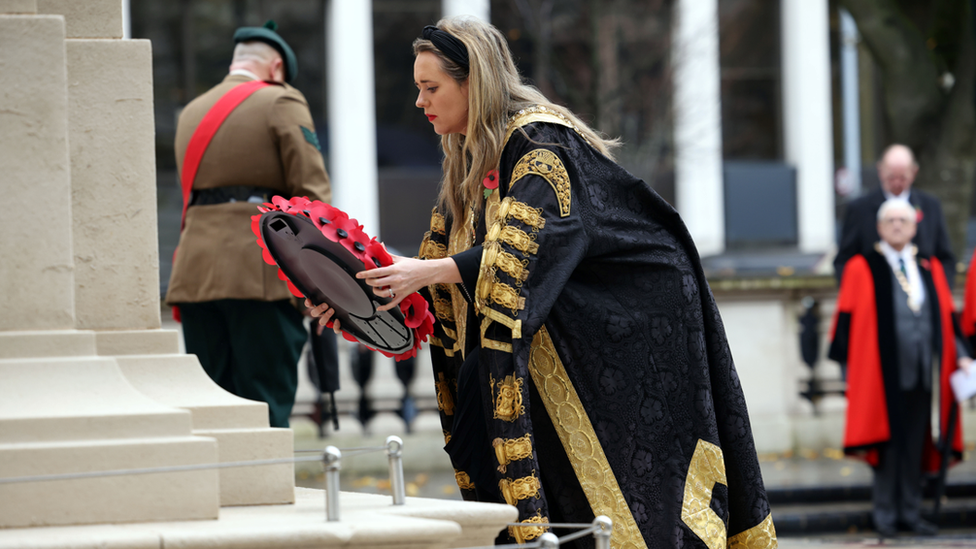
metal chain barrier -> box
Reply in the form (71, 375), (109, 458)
(465, 516), (613, 549)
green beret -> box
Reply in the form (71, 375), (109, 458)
(233, 20), (298, 83)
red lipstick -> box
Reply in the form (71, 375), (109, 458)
(426, 114), (437, 122)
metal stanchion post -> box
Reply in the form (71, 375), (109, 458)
(386, 435), (406, 505)
(592, 516), (612, 549)
(324, 446), (342, 521)
(538, 532), (560, 548)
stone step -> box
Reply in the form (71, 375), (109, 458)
(771, 496), (976, 535)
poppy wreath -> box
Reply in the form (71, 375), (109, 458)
(251, 195), (434, 361)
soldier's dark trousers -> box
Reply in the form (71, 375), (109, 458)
(180, 298), (306, 428)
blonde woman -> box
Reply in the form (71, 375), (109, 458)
(310, 18), (775, 549)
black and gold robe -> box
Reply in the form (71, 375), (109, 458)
(419, 107), (776, 549)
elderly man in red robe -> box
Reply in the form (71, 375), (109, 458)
(829, 198), (968, 538)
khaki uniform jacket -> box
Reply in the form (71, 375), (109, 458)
(166, 74), (331, 304)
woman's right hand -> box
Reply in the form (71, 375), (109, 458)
(305, 299), (341, 335)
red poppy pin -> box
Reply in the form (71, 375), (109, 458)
(483, 169), (499, 199)
(916, 207), (924, 223)
(920, 258), (931, 271)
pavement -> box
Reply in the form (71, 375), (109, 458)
(290, 410), (976, 547)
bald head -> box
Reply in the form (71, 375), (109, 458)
(877, 144), (919, 196)
(230, 41), (285, 83)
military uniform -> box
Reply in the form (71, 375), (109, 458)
(166, 72), (331, 427)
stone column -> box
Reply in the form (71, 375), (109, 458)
(443, 0), (490, 21)
(781, 0), (835, 253)
(672, 0), (725, 257)
(327, 0), (380, 237)
(0, 6), (219, 528)
(30, 0), (296, 507)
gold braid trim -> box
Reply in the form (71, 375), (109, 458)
(428, 336), (455, 357)
(680, 439), (728, 549)
(419, 238), (447, 260)
(433, 297), (454, 322)
(529, 326), (648, 549)
(480, 316), (513, 353)
(490, 373), (525, 422)
(493, 434), (533, 473)
(494, 250), (529, 283)
(498, 473), (541, 506)
(490, 282), (526, 313)
(435, 372), (455, 416)
(430, 212), (446, 235)
(483, 307), (522, 339)
(498, 196), (546, 231)
(510, 149), (572, 218)
(728, 514), (777, 549)
(498, 225), (539, 255)
(503, 106), (586, 148)
(509, 511), (550, 544)
(442, 430), (452, 445)
(454, 470), (475, 491)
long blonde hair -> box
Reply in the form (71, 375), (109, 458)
(413, 17), (617, 227)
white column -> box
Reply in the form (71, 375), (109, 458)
(839, 8), (861, 196)
(672, 0), (725, 256)
(442, 0), (489, 21)
(781, 0), (835, 253)
(327, 0), (380, 237)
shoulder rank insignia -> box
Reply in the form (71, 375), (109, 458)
(301, 126), (321, 151)
(510, 149), (571, 217)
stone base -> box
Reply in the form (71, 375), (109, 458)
(114, 354), (296, 506)
(0, 330), (95, 359)
(0, 355), (220, 527)
(0, 488), (517, 548)
(95, 329), (180, 356)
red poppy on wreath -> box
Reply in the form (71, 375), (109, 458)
(483, 169), (499, 199)
(916, 206), (924, 223)
(251, 196), (434, 361)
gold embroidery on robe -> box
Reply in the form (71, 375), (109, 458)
(727, 513), (777, 549)
(454, 470), (475, 491)
(430, 211), (446, 234)
(498, 473), (541, 505)
(490, 282), (526, 313)
(510, 149), (572, 218)
(483, 307), (522, 339)
(503, 107), (586, 149)
(509, 511), (550, 543)
(433, 297), (454, 322)
(500, 225), (540, 255)
(490, 373), (525, 422)
(419, 238), (447, 260)
(680, 439), (728, 549)
(494, 250), (530, 283)
(480, 316), (514, 353)
(435, 372), (455, 416)
(528, 326), (648, 549)
(506, 200), (546, 230)
(493, 434), (533, 473)
(442, 430), (452, 445)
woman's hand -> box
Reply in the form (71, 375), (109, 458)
(357, 255), (461, 311)
(305, 298), (341, 334)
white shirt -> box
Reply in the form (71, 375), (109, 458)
(883, 189), (911, 203)
(878, 240), (925, 311)
(229, 69), (261, 81)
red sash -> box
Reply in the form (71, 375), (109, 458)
(179, 79), (272, 228)
(172, 79), (271, 322)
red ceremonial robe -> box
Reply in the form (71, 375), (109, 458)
(828, 250), (963, 471)
(961, 248), (976, 341)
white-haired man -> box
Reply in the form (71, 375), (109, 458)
(834, 144), (955, 284)
(829, 199), (969, 538)
(166, 21), (331, 428)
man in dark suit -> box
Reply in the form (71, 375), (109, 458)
(834, 144), (955, 283)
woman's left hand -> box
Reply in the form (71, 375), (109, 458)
(357, 255), (461, 311)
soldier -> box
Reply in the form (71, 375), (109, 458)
(166, 21), (331, 428)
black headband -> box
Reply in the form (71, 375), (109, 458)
(422, 25), (469, 69)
